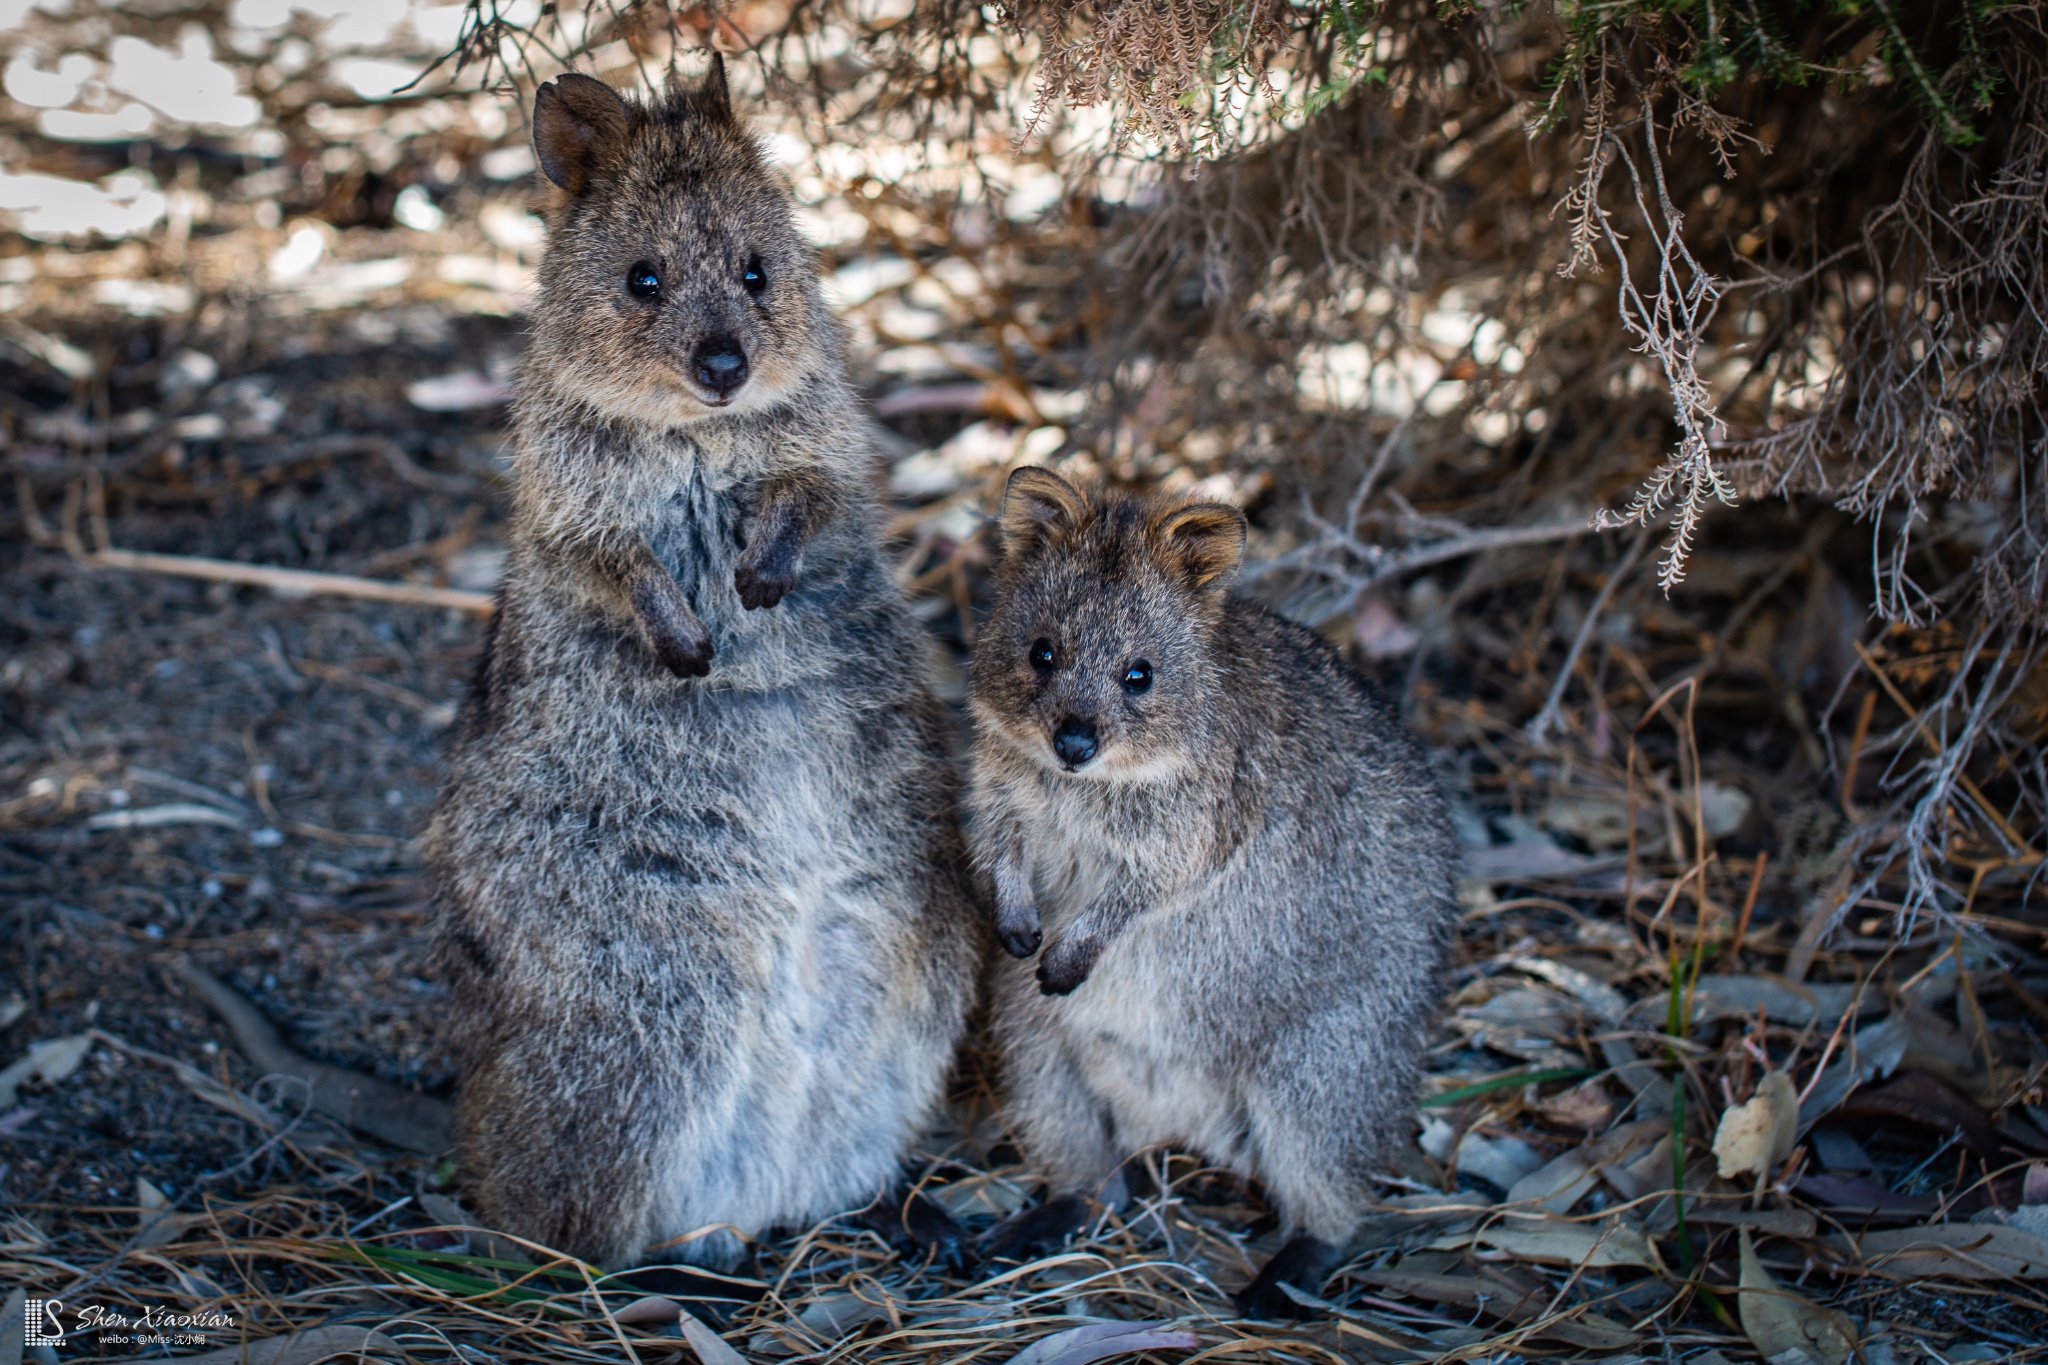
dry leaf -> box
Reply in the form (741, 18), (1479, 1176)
(1602, 1134), (1673, 1202)
(1831, 1074), (2010, 1159)
(1738, 1229), (1855, 1365)
(1508, 955), (1627, 1023)
(1795, 1174), (1937, 1222)
(1007, 1321), (1200, 1365)
(1510, 1118), (1664, 1213)
(0, 1033), (92, 1110)
(1690, 974), (1869, 1028)
(679, 1310), (749, 1365)
(1508, 1148), (1598, 1213)
(101, 1324), (405, 1364)
(132, 1174), (201, 1250)
(1850, 1222), (2048, 1279)
(1476, 1213), (1658, 1269)
(1354, 1267), (1640, 1349)
(1689, 1206), (1818, 1238)
(795, 1291), (895, 1339)
(610, 1296), (682, 1327)
(1534, 1077), (1617, 1132)
(931, 1172), (1028, 1218)
(1715, 1071), (1799, 1180)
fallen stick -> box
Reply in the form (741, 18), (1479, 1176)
(84, 547), (493, 614)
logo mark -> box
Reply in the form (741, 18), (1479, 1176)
(25, 1298), (64, 1345)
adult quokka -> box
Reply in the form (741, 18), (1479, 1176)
(426, 63), (980, 1270)
(967, 468), (1457, 1317)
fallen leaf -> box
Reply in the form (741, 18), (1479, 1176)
(796, 1290), (895, 1339)
(1715, 1071), (1800, 1179)
(131, 1174), (203, 1249)
(1852, 998), (1984, 1099)
(1849, 1221), (2048, 1279)
(1533, 1077), (1617, 1132)
(1738, 1228), (1854, 1365)
(679, 1309), (750, 1365)
(2008, 1206), (2048, 1239)
(1507, 956), (1628, 1024)
(1006, 1321), (1201, 1365)
(612, 1295), (681, 1326)
(1451, 1130), (1548, 1191)
(1690, 975), (1870, 1028)
(2027, 1164), (2048, 1205)
(1688, 1206), (1818, 1238)
(1794, 1174), (1937, 1222)
(1807, 1125), (1874, 1172)
(1508, 1148), (1597, 1213)
(100, 1324), (405, 1364)
(1, 1287), (23, 1361)
(931, 1172), (1028, 1219)
(1601, 1134), (1674, 1203)
(0, 1033), (93, 1110)
(1354, 1267), (1640, 1349)
(1831, 1074), (2010, 1159)
(1509, 1118), (1664, 1213)
(1476, 1213), (1658, 1269)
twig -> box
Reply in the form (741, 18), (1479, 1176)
(82, 548), (495, 614)
(1840, 689), (1879, 819)
(1852, 638), (2037, 857)
(1525, 524), (1650, 744)
(1725, 851), (1768, 965)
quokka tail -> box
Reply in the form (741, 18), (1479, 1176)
(173, 956), (452, 1156)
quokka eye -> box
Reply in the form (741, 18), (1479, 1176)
(1029, 638), (1055, 672)
(1123, 660), (1153, 694)
(742, 254), (767, 294)
(626, 261), (662, 298)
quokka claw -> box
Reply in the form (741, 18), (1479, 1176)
(734, 557), (796, 610)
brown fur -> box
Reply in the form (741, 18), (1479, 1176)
(426, 65), (981, 1270)
(968, 468), (1457, 1306)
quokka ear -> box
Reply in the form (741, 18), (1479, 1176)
(1151, 501), (1248, 590)
(532, 73), (634, 195)
(700, 52), (733, 121)
(999, 466), (1088, 555)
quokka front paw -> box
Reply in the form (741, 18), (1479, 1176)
(648, 617), (714, 678)
(632, 576), (714, 677)
(999, 921), (1043, 959)
(1035, 935), (1101, 996)
(734, 548), (798, 610)
(994, 894), (1042, 960)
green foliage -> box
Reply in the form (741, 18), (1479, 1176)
(1278, 0), (2009, 147)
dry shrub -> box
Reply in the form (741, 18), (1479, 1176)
(418, 0), (2041, 920)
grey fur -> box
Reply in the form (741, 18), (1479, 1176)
(426, 66), (980, 1270)
(968, 468), (1457, 1252)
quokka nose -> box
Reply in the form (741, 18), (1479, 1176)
(1052, 717), (1098, 770)
(692, 337), (749, 399)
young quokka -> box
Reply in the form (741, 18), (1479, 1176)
(425, 63), (980, 1270)
(968, 468), (1458, 1318)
